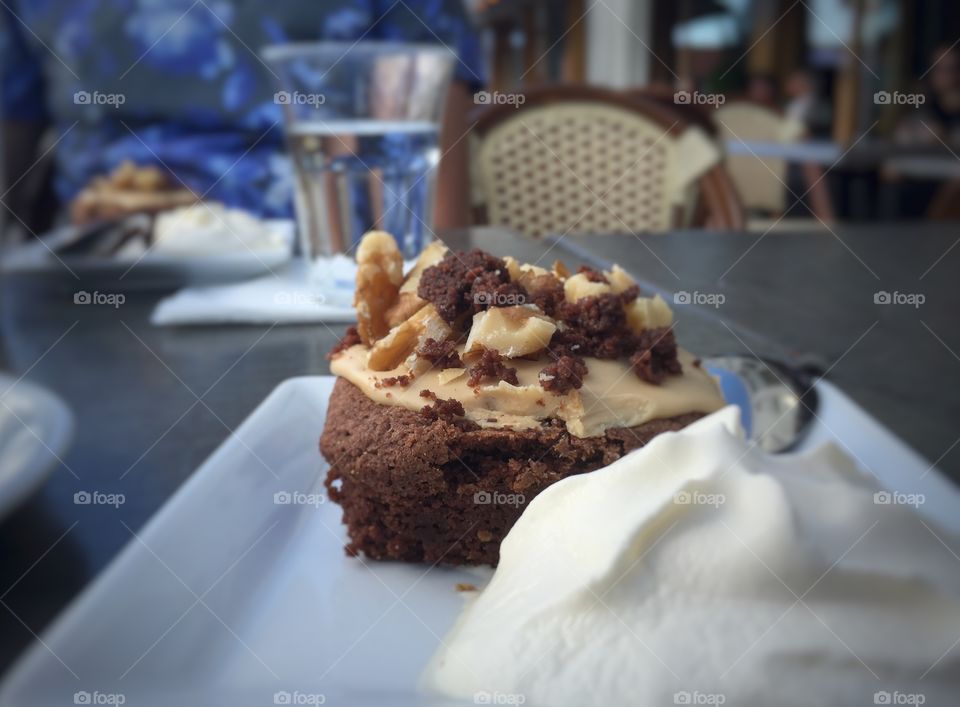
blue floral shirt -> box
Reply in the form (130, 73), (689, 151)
(0, 0), (484, 217)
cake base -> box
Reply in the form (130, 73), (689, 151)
(320, 378), (702, 566)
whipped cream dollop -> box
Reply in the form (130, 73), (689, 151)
(151, 203), (286, 255)
(422, 408), (960, 706)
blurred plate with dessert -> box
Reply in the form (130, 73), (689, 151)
(1, 161), (293, 289)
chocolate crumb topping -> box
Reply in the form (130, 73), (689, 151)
(550, 291), (682, 385)
(328, 326), (362, 359)
(420, 397), (466, 419)
(417, 337), (464, 369)
(417, 249), (516, 324)
(556, 293), (636, 359)
(539, 354), (589, 394)
(420, 395), (479, 430)
(630, 327), (683, 384)
(524, 273), (565, 317)
(546, 328), (585, 359)
(467, 349), (519, 387)
(577, 265), (609, 283)
(379, 374), (413, 388)
(618, 283), (641, 304)
(484, 280), (529, 309)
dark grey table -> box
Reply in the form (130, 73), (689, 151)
(0, 225), (957, 680)
(558, 224), (960, 482)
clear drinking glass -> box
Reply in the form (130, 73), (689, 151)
(262, 42), (456, 261)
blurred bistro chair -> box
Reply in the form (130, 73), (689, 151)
(714, 99), (833, 228)
(714, 100), (804, 217)
(468, 85), (744, 238)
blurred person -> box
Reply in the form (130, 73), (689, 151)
(0, 1), (483, 237)
(783, 67), (835, 223)
(746, 73), (779, 110)
(926, 43), (960, 142)
(782, 68), (834, 137)
(896, 43), (960, 145)
(784, 69), (816, 126)
(891, 43), (960, 218)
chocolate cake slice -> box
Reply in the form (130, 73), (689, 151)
(320, 231), (725, 566)
(321, 378), (703, 565)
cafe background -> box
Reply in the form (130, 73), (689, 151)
(1, 0), (959, 687)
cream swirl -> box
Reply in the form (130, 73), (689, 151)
(422, 408), (960, 706)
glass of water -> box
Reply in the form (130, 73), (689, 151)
(262, 42), (455, 261)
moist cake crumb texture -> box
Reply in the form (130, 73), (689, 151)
(321, 378), (703, 565)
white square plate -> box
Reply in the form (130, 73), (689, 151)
(3, 376), (958, 707)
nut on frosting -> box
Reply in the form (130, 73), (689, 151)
(464, 306), (556, 358)
(354, 230), (404, 344)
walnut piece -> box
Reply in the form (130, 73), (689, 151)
(385, 240), (448, 327)
(367, 304), (452, 371)
(464, 306), (556, 358)
(354, 231), (404, 345)
(563, 272), (613, 302)
(625, 295), (674, 332)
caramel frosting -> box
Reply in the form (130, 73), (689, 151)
(334, 232), (725, 438)
(330, 344), (724, 438)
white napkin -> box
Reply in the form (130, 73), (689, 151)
(151, 256), (357, 326)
